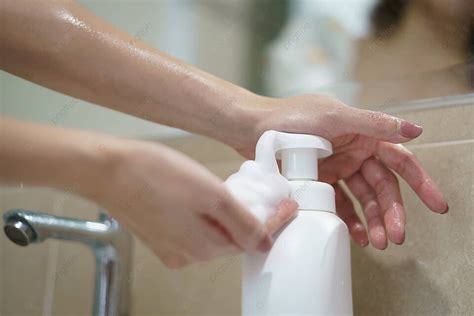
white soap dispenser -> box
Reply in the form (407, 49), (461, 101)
(242, 131), (353, 316)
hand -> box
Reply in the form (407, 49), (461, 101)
(234, 94), (448, 250)
(96, 139), (298, 268)
(0, 117), (297, 269)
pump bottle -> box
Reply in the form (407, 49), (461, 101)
(241, 131), (353, 316)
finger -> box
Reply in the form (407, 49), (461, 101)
(318, 151), (363, 184)
(157, 245), (191, 269)
(334, 184), (369, 247)
(207, 192), (273, 254)
(265, 199), (298, 235)
(201, 214), (234, 247)
(345, 172), (388, 250)
(187, 222), (239, 262)
(345, 107), (423, 143)
(176, 216), (239, 262)
(319, 152), (355, 184)
(361, 158), (406, 245)
(201, 217), (241, 257)
(376, 142), (448, 213)
(161, 255), (188, 269)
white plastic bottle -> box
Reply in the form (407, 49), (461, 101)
(241, 131), (353, 316)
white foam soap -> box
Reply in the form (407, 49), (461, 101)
(224, 131), (291, 223)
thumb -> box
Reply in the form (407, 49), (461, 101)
(342, 107), (423, 143)
(265, 199), (299, 235)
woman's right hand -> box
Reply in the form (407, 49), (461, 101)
(96, 139), (298, 269)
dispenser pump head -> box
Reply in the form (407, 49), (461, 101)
(275, 133), (332, 181)
(254, 131), (335, 212)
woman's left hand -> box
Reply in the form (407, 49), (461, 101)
(232, 94), (448, 250)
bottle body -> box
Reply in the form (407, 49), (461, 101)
(242, 211), (353, 316)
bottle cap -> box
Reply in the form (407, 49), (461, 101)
(255, 131), (332, 181)
(255, 131), (335, 212)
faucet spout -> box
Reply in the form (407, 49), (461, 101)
(3, 209), (132, 316)
(4, 210), (112, 245)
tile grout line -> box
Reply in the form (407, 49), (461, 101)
(42, 194), (66, 316)
(384, 93), (474, 114)
(43, 239), (59, 316)
(407, 139), (474, 150)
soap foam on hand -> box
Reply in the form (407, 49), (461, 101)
(224, 132), (291, 223)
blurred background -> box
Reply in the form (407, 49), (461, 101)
(1, 0), (473, 315)
(2, 0), (472, 139)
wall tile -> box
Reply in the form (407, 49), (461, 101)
(0, 188), (100, 315)
(161, 136), (242, 165)
(131, 238), (241, 316)
(1, 188), (59, 315)
(394, 103), (473, 145)
(352, 142), (474, 316)
(50, 195), (98, 316)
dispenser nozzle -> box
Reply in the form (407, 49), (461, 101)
(253, 130), (335, 212)
(272, 132), (332, 181)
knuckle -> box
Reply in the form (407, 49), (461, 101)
(210, 231), (232, 247)
(161, 254), (188, 270)
(361, 157), (377, 174)
(366, 111), (398, 134)
(374, 178), (391, 199)
(363, 159), (396, 194)
(236, 225), (264, 250)
(207, 191), (234, 215)
(363, 200), (380, 218)
(360, 193), (377, 208)
(249, 226), (267, 247)
(191, 247), (214, 262)
(394, 151), (415, 175)
(324, 106), (342, 124)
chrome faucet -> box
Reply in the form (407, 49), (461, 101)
(3, 209), (132, 316)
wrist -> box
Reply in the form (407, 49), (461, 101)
(212, 90), (267, 149)
(222, 93), (278, 156)
(71, 135), (126, 204)
(34, 127), (125, 205)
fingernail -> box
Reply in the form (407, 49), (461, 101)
(441, 204), (449, 214)
(399, 120), (423, 138)
(394, 234), (405, 245)
(257, 235), (273, 252)
(378, 244), (388, 251)
(352, 223), (369, 247)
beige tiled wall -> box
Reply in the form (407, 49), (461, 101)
(349, 101), (474, 316)
(352, 141), (474, 315)
(1, 101), (473, 315)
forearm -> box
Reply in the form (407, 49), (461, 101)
(0, 116), (115, 200)
(0, 0), (259, 148)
